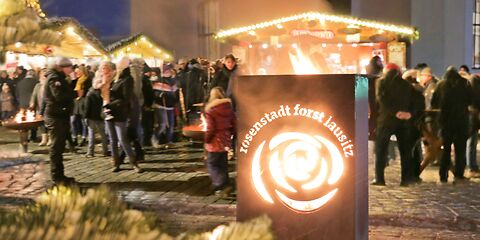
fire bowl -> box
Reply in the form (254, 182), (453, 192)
(2, 119), (44, 131)
(182, 125), (205, 141)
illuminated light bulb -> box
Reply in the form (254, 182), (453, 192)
(276, 24), (283, 29)
(337, 43), (343, 48)
(156, 49), (161, 53)
(127, 47), (131, 51)
(248, 44), (253, 49)
(352, 43), (358, 48)
(248, 30), (256, 36)
(164, 54), (170, 58)
(322, 43), (327, 48)
(67, 27), (74, 33)
(276, 43), (283, 48)
(262, 43), (268, 49)
(141, 37), (147, 42)
(291, 43), (298, 49)
(149, 44), (153, 48)
(134, 42), (138, 46)
(15, 42), (22, 48)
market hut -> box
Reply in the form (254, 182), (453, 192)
(107, 34), (173, 67)
(215, 11), (419, 75)
(4, 17), (108, 69)
(44, 17), (107, 60)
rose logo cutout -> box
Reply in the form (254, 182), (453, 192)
(252, 132), (344, 213)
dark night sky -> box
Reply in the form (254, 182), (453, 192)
(41, 0), (131, 43)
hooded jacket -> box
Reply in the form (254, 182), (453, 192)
(44, 69), (74, 119)
(431, 68), (473, 137)
(375, 69), (416, 129)
(204, 98), (236, 152)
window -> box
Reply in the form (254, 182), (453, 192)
(474, 0), (480, 68)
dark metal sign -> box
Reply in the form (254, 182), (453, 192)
(235, 74), (368, 240)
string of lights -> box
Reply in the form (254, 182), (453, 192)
(216, 11), (419, 40)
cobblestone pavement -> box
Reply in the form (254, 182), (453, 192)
(0, 128), (479, 239)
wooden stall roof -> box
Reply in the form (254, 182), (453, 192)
(43, 17), (108, 58)
(107, 33), (173, 61)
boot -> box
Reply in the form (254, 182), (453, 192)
(46, 133), (52, 146)
(38, 134), (48, 146)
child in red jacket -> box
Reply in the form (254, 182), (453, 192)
(204, 87), (236, 194)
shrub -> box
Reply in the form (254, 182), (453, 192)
(0, 186), (274, 240)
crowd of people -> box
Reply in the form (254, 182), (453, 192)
(2, 52), (480, 190)
(369, 56), (480, 186)
(0, 54), (238, 193)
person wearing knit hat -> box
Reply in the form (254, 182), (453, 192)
(44, 56), (76, 185)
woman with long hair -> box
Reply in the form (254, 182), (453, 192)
(104, 57), (142, 173)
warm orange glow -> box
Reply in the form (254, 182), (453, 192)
(275, 188), (338, 212)
(288, 47), (321, 75)
(252, 141), (274, 204)
(315, 136), (344, 185)
(200, 114), (207, 132)
(14, 110), (36, 123)
(302, 158), (327, 190)
(252, 132), (345, 213)
(270, 152), (297, 193)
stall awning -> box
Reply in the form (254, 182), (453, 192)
(43, 17), (108, 58)
(215, 11), (419, 44)
(107, 34), (172, 61)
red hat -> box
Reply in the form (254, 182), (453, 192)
(385, 63), (400, 72)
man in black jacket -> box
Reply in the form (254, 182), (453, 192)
(44, 57), (75, 185)
(432, 67), (473, 183)
(373, 64), (416, 186)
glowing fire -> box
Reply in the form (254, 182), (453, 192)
(200, 114), (207, 132)
(252, 132), (344, 213)
(14, 109), (36, 123)
(288, 47), (321, 75)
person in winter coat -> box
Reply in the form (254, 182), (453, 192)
(104, 58), (142, 173)
(152, 63), (178, 148)
(83, 63), (111, 158)
(30, 68), (49, 146)
(0, 70), (14, 95)
(16, 69), (38, 110)
(211, 54), (237, 95)
(0, 83), (15, 120)
(373, 64), (416, 186)
(204, 87), (236, 195)
(70, 66), (91, 146)
(431, 66), (473, 183)
(16, 69), (39, 141)
(141, 63), (154, 147)
(367, 56), (383, 141)
(184, 59), (208, 124)
(44, 57), (76, 185)
(402, 69), (426, 182)
(117, 58), (146, 162)
(467, 74), (480, 176)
